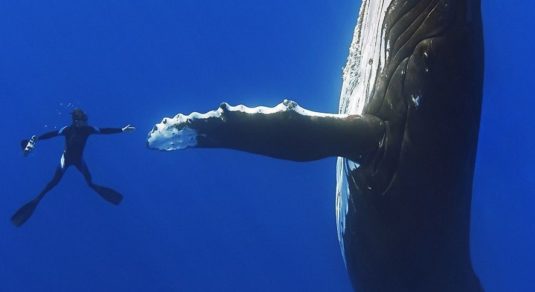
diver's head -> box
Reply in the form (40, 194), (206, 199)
(71, 108), (88, 126)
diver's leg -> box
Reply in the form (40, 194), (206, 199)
(37, 166), (65, 200)
(11, 163), (66, 227)
(76, 160), (123, 205)
(76, 160), (95, 188)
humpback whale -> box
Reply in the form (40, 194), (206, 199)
(147, 0), (484, 291)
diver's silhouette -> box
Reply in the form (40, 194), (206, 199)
(12, 108), (135, 227)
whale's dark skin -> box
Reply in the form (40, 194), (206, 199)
(339, 0), (484, 291)
(148, 0), (484, 290)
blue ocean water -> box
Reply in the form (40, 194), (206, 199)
(0, 1), (532, 291)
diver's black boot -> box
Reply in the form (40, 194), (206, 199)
(92, 185), (123, 205)
(11, 199), (40, 227)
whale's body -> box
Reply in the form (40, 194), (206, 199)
(335, 0), (483, 290)
(147, 0), (484, 290)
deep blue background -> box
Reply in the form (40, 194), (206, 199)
(0, 1), (533, 291)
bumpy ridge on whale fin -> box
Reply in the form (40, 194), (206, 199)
(147, 99), (385, 163)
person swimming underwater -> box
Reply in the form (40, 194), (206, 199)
(11, 108), (136, 227)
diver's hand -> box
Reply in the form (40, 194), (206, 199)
(22, 135), (38, 157)
(122, 124), (136, 133)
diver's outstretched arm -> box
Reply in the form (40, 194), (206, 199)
(96, 125), (136, 135)
(147, 100), (384, 162)
(37, 130), (62, 140)
(21, 128), (67, 156)
(21, 130), (61, 148)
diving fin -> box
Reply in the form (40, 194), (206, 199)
(93, 185), (123, 205)
(11, 199), (39, 227)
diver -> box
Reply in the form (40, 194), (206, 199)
(11, 108), (136, 227)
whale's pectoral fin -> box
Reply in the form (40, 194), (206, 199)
(147, 100), (385, 163)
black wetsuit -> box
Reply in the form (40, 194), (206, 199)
(41, 125), (122, 166)
(11, 124), (124, 227)
(37, 125), (123, 197)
